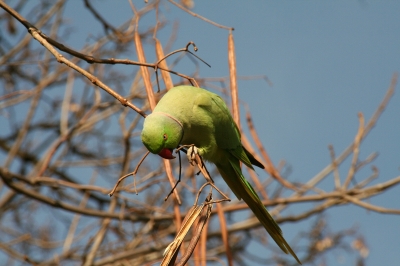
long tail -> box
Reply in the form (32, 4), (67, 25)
(215, 159), (302, 264)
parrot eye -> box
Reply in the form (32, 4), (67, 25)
(163, 133), (168, 140)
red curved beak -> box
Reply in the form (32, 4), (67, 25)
(158, 148), (175, 159)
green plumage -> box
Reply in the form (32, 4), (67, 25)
(141, 85), (301, 264)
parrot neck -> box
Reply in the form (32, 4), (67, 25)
(153, 111), (183, 131)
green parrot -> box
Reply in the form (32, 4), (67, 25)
(141, 85), (301, 264)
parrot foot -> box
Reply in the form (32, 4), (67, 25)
(187, 145), (199, 166)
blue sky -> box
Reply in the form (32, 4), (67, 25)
(10, 1), (399, 265)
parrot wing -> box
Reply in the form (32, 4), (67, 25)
(209, 94), (263, 169)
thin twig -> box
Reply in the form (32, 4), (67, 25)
(168, 0), (234, 31)
(109, 151), (150, 196)
(216, 202), (233, 266)
(343, 112), (364, 189)
(328, 144), (341, 189)
(244, 110), (298, 190)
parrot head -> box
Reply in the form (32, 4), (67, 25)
(141, 113), (183, 159)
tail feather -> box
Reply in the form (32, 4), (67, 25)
(215, 157), (301, 264)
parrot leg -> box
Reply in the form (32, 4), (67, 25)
(186, 145), (214, 184)
(186, 145), (199, 166)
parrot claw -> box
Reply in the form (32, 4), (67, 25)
(187, 145), (198, 165)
